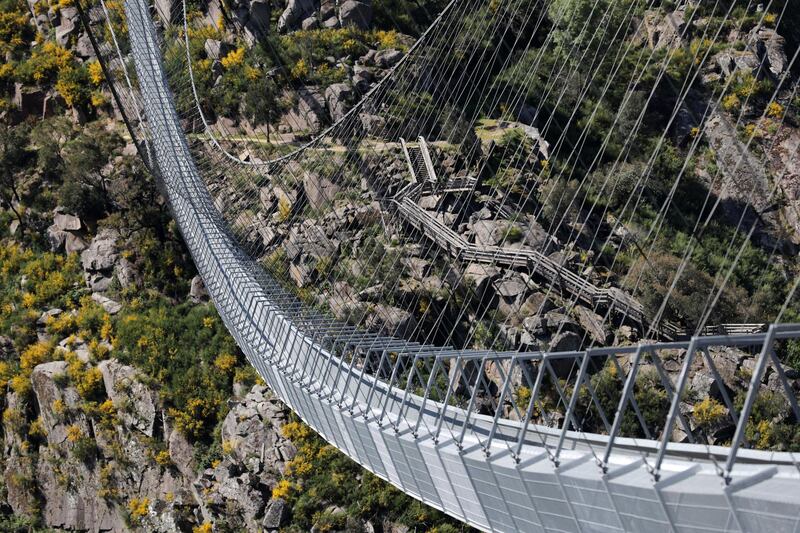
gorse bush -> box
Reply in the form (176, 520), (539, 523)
(114, 300), (245, 442)
(276, 414), (474, 531)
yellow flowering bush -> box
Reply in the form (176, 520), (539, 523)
(220, 47), (245, 69)
(55, 67), (90, 107)
(100, 314), (113, 340)
(282, 420), (313, 441)
(10, 374), (32, 397)
(221, 439), (236, 455)
(693, 397), (727, 428)
(22, 41), (74, 82)
(88, 61), (104, 85)
(28, 417), (47, 439)
(128, 497), (150, 521)
(244, 65), (260, 81)
(21, 292), (35, 308)
(20, 341), (53, 371)
(290, 58), (309, 80)
(154, 450), (172, 466)
(722, 93), (741, 112)
(169, 397), (216, 439)
(76, 366), (104, 400)
(99, 398), (116, 417)
(271, 479), (293, 499)
(213, 353), (237, 373)
(66, 424), (83, 442)
(52, 398), (66, 416)
(0, 8), (31, 53)
(374, 29), (401, 50)
(766, 101), (784, 118)
(193, 523), (213, 533)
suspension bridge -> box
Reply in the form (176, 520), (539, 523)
(76, 0), (800, 530)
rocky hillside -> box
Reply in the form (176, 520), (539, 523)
(0, 156), (473, 531)
(0, 1), (475, 530)
(1, 0), (800, 530)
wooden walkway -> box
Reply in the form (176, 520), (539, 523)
(393, 138), (731, 340)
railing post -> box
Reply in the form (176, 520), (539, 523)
(554, 351), (592, 466)
(723, 325), (777, 482)
(457, 356), (487, 451)
(512, 355), (546, 460)
(653, 337), (698, 479)
(600, 344), (644, 472)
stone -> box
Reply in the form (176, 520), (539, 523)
(320, 11), (339, 29)
(703, 112), (777, 245)
(37, 308), (63, 328)
(518, 292), (554, 317)
(672, 103), (700, 144)
(493, 275), (526, 299)
(53, 211), (82, 231)
(521, 221), (556, 252)
(0, 335), (16, 360)
(494, 274), (527, 316)
(280, 86), (326, 133)
(91, 293), (122, 314)
(204, 39), (234, 59)
(373, 48), (402, 69)
(85, 272), (112, 293)
(301, 15), (319, 30)
(544, 311), (579, 334)
(365, 304), (416, 337)
(523, 315), (547, 335)
(289, 260), (313, 287)
(31, 361), (86, 446)
(246, 0), (271, 42)
(55, 16), (78, 46)
(263, 498), (289, 529)
(98, 359), (159, 437)
(471, 219), (506, 246)
(81, 230), (118, 272)
(13, 83), (46, 118)
(221, 387), (294, 473)
(64, 232), (88, 254)
(277, 0), (316, 32)
(168, 428), (197, 480)
(748, 27), (787, 77)
(338, 0), (372, 29)
(189, 275), (209, 302)
(641, 8), (685, 50)
(549, 331), (581, 352)
(732, 50), (761, 76)
(359, 112), (385, 135)
(713, 51), (736, 78)
(75, 32), (94, 58)
(462, 263), (499, 297)
(402, 257), (430, 280)
(573, 306), (609, 344)
(46, 225), (67, 252)
(324, 82), (353, 121)
(214, 473), (268, 530)
(154, 0), (179, 25)
(303, 170), (341, 211)
(115, 258), (140, 289)
(353, 65), (375, 90)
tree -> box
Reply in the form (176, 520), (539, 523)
(0, 124), (32, 230)
(244, 76), (282, 142)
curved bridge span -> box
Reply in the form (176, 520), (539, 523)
(79, 0), (800, 530)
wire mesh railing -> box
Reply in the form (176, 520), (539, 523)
(80, 0), (800, 522)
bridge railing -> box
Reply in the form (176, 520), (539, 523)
(89, 0), (800, 493)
